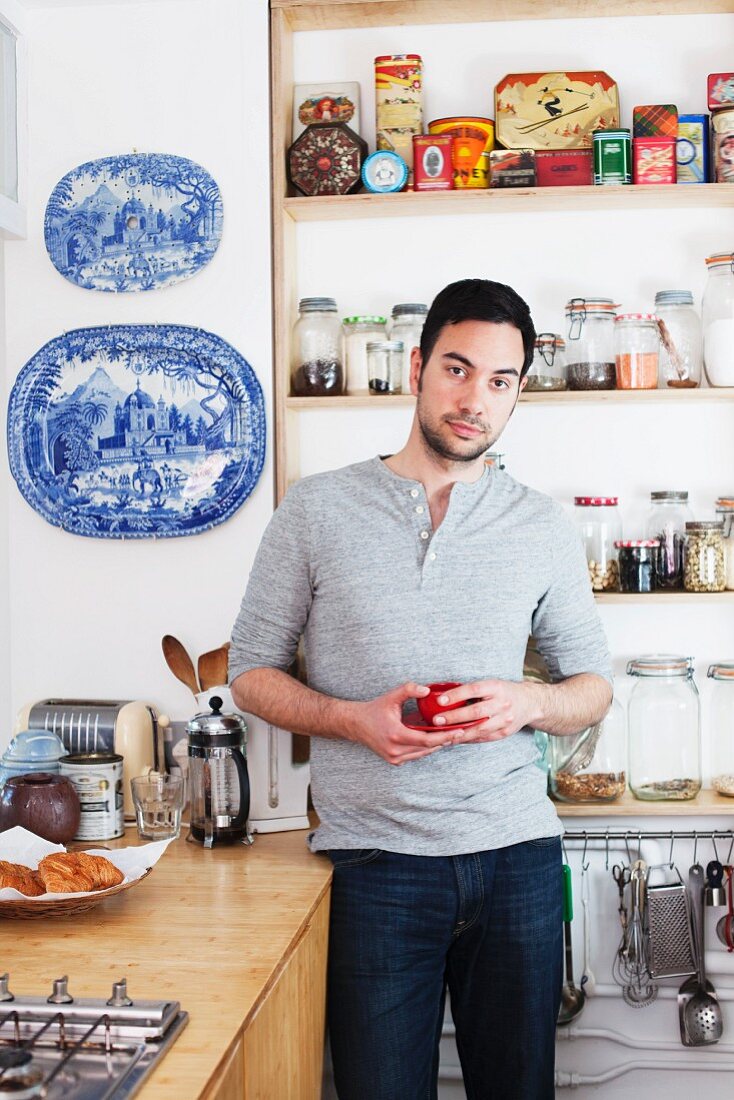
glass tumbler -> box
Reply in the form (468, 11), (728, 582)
(131, 773), (184, 840)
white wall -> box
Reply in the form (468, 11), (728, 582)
(1, 0), (272, 733)
(0, 246), (9, 733)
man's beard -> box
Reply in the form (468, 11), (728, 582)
(416, 398), (491, 463)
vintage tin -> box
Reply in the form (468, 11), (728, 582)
(713, 109), (734, 182)
(488, 148), (536, 188)
(427, 117), (494, 188)
(292, 82), (360, 141)
(708, 72), (734, 113)
(633, 138), (677, 184)
(535, 149), (592, 186)
(287, 122), (367, 196)
(375, 55), (423, 185)
(362, 150), (408, 193)
(59, 752), (124, 841)
(593, 129), (632, 184)
(495, 71), (620, 150)
(633, 104), (678, 139)
(412, 135), (454, 191)
(677, 114), (710, 183)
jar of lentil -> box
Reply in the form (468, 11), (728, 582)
(565, 298), (618, 390)
(654, 290), (702, 389)
(645, 490), (693, 589)
(614, 313), (659, 389)
(702, 251), (734, 387)
(547, 695), (626, 803)
(388, 303), (428, 393)
(708, 663), (734, 796)
(291, 297), (344, 396)
(343, 316), (387, 394)
(715, 498), (734, 589)
(683, 520), (726, 592)
(525, 333), (567, 391)
(367, 340), (404, 394)
(574, 496), (622, 591)
(615, 540), (659, 593)
(627, 655), (701, 802)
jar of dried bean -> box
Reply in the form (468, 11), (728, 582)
(574, 496), (622, 591)
(683, 520), (726, 592)
(645, 490), (693, 589)
(526, 334), (567, 391)
(614, 313), (659, 389)
(708, 663), (734, 796)
(627, 655), (701, 802)
(715, 498), (734, 590)
(565, 298), (618, 390)
(547, 695), (626, 803)
(291, 297), (345, 396)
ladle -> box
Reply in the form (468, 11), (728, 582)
(558, 863), (586, 1025)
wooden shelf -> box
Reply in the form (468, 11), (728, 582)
(557, 789), (734, 816)
(596, 591), (734, 603)
(286, 388), (734, 409)
(285, 183), (734, 223)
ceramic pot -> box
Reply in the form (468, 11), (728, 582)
(0, 772), (81, 844)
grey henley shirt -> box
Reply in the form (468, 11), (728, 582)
(229, 457), (612, 856)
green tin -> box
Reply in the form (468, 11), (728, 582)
(593, 129), (632, 185)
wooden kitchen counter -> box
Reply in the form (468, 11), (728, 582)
(0, 827), (333, 1099)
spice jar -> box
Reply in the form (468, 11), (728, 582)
(703, 252), (734, 387)
(684, 520), (726, 592)
(565, 298), (618, 390)
(367, 340), (403, 394)
(525, 333), (567, 391)
(715, 498), (734, 589)
(627, 655), (701, 801)
(343, 316), (387, 394)
(646, 490), (693, 590)
(547, 695), (626, 802)
(654, 290), (702, 389)
(708, 663), (734, 796)
(388, 303), (428, 393)
(615, 540), (659, 593)
(574, 496), (622, 591)
(291, 297), (344, 397)
(614, 313), (659, 389)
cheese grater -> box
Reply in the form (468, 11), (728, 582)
(647, 870), (697, 979)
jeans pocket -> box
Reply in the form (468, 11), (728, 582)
(528, 835), (562, 848)
(328, 848), (383, 868)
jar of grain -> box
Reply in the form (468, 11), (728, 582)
(574, 496), (622, 591)
(708, 663), (734, 796)
(565, 298), (618, 390)
(526, 333), (567, 391)
(627, 655), (701, 801)
(614, 313), (659, 389)
(715, 498), (734, 590)
(547, 694), (626, 803)
(683, 521), (726, 592)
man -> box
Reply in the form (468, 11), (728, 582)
(229, 279), (612, 1100)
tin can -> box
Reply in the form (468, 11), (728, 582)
(375, 55), (423, 185)
(632, 104), (678, 139)
(361, 150), (408, 193)
(412, 135), (454, 191)
(535, 149), (592, 186)
(708, 72), (734, 113)
(633, 137), (676, 184)
(677, 114), (710, 183)
(593, 128), (631, 185)
(488, 148), (536, 188)
(59, 753), (124, 840)
(428, 117), (494, 188)
(713, 109), (734, 182)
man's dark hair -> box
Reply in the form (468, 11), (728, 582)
(419, 278), (536, 379)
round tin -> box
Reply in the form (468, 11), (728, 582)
(59, 752), (124, 840)
(592, 128), (631, 185)
(361, 150), (408, 193)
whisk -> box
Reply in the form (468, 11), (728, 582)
(612, 859), (658, 1007)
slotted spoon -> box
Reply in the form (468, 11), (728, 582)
(679, 863), (723, 1046)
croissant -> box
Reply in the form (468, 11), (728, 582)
(37, 852), (124, 893)
(0, 862), (45, 897)
(76, 853), (124, 890)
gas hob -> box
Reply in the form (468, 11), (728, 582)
(0, 974), (187, 1099)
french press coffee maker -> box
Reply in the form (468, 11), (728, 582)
(187, 696), (252, 848)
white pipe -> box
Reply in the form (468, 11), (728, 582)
(557, 1023), (734, 1054)
(577, 981), (734, 1000)
(556, 1062), (734, 1087)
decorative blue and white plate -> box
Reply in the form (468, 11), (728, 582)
(44, 153), (223, 292)
(7, 325), (265, 539)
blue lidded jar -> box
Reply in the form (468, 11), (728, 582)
(0, 730), (68, 789)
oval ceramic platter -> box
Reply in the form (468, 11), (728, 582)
(7, 324), (265, 539)
(44, 153), (223, 292)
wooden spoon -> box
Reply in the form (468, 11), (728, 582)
(161, 635), (200, 695)
(198, 643), (231, 693)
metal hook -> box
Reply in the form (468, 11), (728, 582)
(562, 837), (569, 865)
(728, 832), (734, 866)
(605, 828), (610, 871)
(668, 830), (675, 870)
(581, 830), (589, 872)
(713, 833), (721, 863)
(624, 831), (632, 865)
(693, 831), (698, 864)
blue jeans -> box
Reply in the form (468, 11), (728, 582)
(326, 838), (563, 1100)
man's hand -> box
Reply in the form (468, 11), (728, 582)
(349, 682), (460, 765)
(427, 680), (541, 744)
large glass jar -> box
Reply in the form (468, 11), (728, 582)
(526, 333), (567, 391)
(645, 490), (693, 590)
(654, 290), (702, 389)
(547, 696), (626, 803)
(291, 297), (344, 396)
(709, 663), (734, 796)
(574, 496), (622, 592)
(715, 498), (734, 589)
(614, 313), (659, 389)
(565, 298), (618, 390)
(388, 303), (428, 393)
(703, 252), (734, 387)
(684, 520), (726, 592)
(343, 315), (387, 394)
(627, 655), (701, 801)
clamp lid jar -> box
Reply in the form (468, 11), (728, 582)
(626, 655), (701, 802)
(546, 695), (626, 803)
(715, 497), (734, 589)
(708, 663), (734, 796)
(565, 297), (618, 390)
(703, 252), (734, 386)
(526, 333), (567, 391)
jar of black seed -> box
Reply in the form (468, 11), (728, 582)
(291, 297), (345, 396)
(615, 540), (659, 593)
(565, 297), (618, 390)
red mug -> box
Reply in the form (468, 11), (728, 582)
(416, 682), (465, 723)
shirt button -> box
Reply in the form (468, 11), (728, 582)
(410, 489), (419, 498)
(429, 552), (437, 561)
(415, 505), (424, 514)
(420, 530), (430, 541)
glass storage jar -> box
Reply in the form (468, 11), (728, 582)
(574, 496), (622, 591)
(646, 490), (693, 590)
(291, 297), (344, 396)
(388, 303), (428, 393)
(627, 655), (701, 801)
(614, 313), (659, 389)
(684, 520), (726, 592)
(654, 290), (702, 389)
(703, 252), (734, 387)
(565, 298), (618, 390)
(367, 340), (403, 394)
(525, 333), (567, 391)
(547, 695), (626, 802)
(715, 498), (734, 589)
(708, 663), (734, 796)
(615, 540), (659, 593)
(343, 315), (387, 394)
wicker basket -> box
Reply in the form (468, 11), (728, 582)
(0, 867), (152, 919)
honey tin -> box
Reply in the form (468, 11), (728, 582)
(427, 117), (494, 188)
(633, 138), (677, 184)
(495, 71), (620, 150)
(535, 149), (592, 186)
(375, 55), (423, 184)
(713, 108), (734, 182)
(412, 135), (454, 191)
(632, 104), (678, 139)
(59, 752), (124, 841)
(287, 122), (367, 196)
(362, 150), (408, 193)
(708, 72), (734, 112)
(677, 114), (710, 183)
(593, 129), (632, 185)
(488, 148), (536, 188)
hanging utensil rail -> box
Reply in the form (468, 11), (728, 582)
(564, 830), (734, 842)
